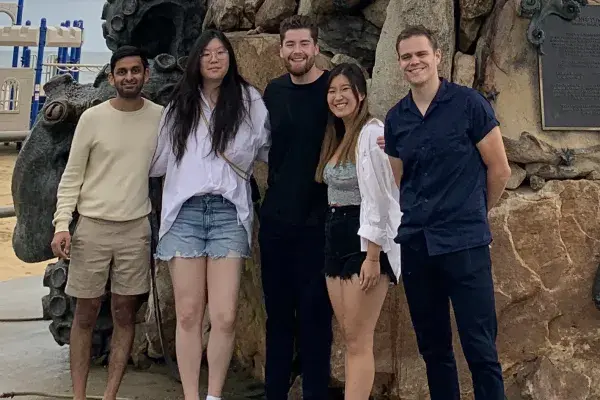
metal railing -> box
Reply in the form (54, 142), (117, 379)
(41, 54), (104, 86)
(15, 54), (105, 91)
(0, 130), (29, 141)
(0, 206), (15, 218)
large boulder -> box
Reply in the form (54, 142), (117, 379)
(387, 180), (600, 398)
(203, 0), (249, 32)
(361, 0), (389, 29)
(230, 32), (333, 93)
(490, 180), (600, 399)
(297, 0), (364, 15)
(255, 0), (297, 32)
(368, 0), (455, 119)
(452, 51), (476, 88)
(250, 180), (600, 399)
(317, 15), (381, 72)
(458, 0), (494, 52)
(228, 32), (289, 92)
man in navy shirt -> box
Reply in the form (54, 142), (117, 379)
(383, 25), (511, 399)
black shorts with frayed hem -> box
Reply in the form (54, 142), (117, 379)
(323, 205), (397, 285)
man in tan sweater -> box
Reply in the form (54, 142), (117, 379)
(50, 46), (163, 400)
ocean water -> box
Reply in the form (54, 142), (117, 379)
(0, 49), (111, 85)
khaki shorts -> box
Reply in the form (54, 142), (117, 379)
(65, 215), (151, 299)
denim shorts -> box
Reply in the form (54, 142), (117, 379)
(155, 194), (250, 260)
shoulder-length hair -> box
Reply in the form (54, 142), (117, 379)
(315, 63), (371, 183)
(163, 29), (250, 164)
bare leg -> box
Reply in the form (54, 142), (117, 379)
(205, 255), (243, 397)
(171, 257), (208, 400)
(70, 297), (102, 400)
(326, 277), (347, 377)
(103, 294), (139, 400)
(326, 277), (345, 331)
(341, 275), (389, 400)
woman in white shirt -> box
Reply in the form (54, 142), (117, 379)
(314, 62), (401, 399)
(150, 29), (269, 400)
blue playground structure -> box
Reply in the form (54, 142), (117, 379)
(0, 0), (103, 145)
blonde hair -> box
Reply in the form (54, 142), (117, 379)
(315, 63), (371, 183)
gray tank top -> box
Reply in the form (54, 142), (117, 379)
(323, 161), (361, 206)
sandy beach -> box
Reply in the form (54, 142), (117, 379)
(0, 143), (52, 282)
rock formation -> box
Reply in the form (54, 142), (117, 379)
(368, 0), (455, 118)
(489, 180), (600, 400)
(101, 0), (207, 59)
(11, 0), (600, 398)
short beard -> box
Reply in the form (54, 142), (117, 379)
(116, 84), (143, 99)
(285, 55), (316, 77)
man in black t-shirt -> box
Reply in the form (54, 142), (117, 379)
(258, 15), (333, 400)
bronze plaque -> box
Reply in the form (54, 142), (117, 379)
(539, 5), (600, 130)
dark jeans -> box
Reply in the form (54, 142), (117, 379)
(401, 235), (504, 400)
(259, 216), (333, 400)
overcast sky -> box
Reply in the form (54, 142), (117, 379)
(0, 0), (108, 52)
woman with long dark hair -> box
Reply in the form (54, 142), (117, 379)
(315, 63), (401, 399)
(149, 29), (270, 400)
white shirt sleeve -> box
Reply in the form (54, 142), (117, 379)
(248, 87), (271, 164)
(357, 121), (398, 250)
(149, 107), (171, 178)
(257, 112), (271, 163)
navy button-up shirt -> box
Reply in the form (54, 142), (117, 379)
(384, 78), (499, 256)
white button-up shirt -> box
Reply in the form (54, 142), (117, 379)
(149, 86), (270, 247)
(356, 118), (402, 281)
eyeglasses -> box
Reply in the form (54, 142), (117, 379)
(201, 49), (229, 60)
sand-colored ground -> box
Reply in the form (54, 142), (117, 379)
(0, 143), (53, 281)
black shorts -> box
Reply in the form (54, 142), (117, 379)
(323, 205), (397, 285)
